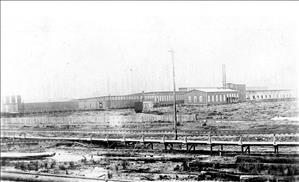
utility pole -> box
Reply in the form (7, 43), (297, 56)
(169, 49), (178, 140)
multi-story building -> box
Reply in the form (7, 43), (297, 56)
(225, 83), (246, 102)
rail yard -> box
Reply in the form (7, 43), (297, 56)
(1, 100), (299, 181)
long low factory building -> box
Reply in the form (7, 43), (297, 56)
(184, 89), (239, 106)
(246, 89), (296, 101)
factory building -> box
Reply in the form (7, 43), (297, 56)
(184, 89), (239, 106)
(246, 89), (296, 101)
(142, 91), (186, 106)
(76, 91), (186, 110)
(77, 93), (142, 110)
(1, 95), (22, 113)
(21, 101), (79, 113)
(225, 83), (246, 102)
(77, 97), (105, 110)
(104, 93), (141, 109)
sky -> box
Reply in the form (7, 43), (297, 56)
(1, 1), (299, 102)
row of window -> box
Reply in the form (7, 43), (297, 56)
(208, 93), (238, 103)
(145, 94), (184, 102)
(251, 94), (292, 100)
(103, 95), (140, 101)
(4, 96), (21, 104)
(188, 93), (239, 103)
(98, 94), (185, 102)
(188, 95), (203, 103)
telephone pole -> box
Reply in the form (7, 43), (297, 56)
(169, 49), (178, 140)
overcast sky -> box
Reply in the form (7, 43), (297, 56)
(1, 2), (299, 102)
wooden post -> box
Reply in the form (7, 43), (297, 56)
(150, 143), (153, 150)
(276, 146), (279, 154)
(208, 132), (212, 144)
(162, 135), (167, 150)
(123, 136), (127, 149)
(90, 134), (93, 145)
(105, 135), (109, 148)
(239, 135), (243, 154)
(141, 135), (145, 143)
(273, 134), (278, 154)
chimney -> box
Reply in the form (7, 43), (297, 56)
(222, 64), (226, 88)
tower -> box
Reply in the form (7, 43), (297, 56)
(222, 64), (226, 88)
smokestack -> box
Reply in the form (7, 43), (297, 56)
(222, 64), (226, 88)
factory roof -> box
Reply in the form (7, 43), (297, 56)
(189, 88), (237, 93)
(246, 89), (292, 92)
(144, 91), (186, 95)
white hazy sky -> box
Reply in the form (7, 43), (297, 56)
(1, 1), (299, 102)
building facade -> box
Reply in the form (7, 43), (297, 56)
(225, 83), (246, 102)
(246, 89), (296, 101)
(184, 89), (239, 106)
(1, 95), (22, 113)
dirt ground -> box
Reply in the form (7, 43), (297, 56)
(1, 100), (299, 181)
(153, 100), (298, 121)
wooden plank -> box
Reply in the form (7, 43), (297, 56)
(1, 171), (132, 182)
(1, 152), (55, 160)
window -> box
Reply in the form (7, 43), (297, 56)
(188, 96), (192, 102)
(216, 95), (218, 102)
(219, 95), (222, 102)
(208, 95), (210, 102)
(261, 95), (263, 99)
(223, 95), (226, 101)
(194, 96), (197, 103)
(211, 95), (215, 102)
(199, 96), (203, 102)
(269, 95), (271, 98)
